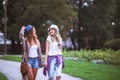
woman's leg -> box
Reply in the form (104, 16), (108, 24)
(49, 77), (54, 80)
(27, 58), (34, 80)
(56, 76), (61, 80)
(56, 64), (62, 80)
(22, 75), (27, 80)
(48, 58), (56, 80)
(32, 68), (38, 80)
(32, 58), (39, 80)
(27, 67), (34, 80)
(55, 57), (62, 80)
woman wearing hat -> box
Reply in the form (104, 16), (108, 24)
(24, 24), (42, 80)
(44, 24), (64, 80)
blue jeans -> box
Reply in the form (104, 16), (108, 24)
(28, 57), (39, 68)
(48, 57), (62, 79)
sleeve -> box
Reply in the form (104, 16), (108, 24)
(46, 36), (51, 42)
(19, 26), (25, 41)
(19, 34), (24, 41)
(19, 30), (25, 41)
(20, 31), (24, 35)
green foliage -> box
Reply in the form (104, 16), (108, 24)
(72, 0), (116, 49)
(63, 60), (120, 80)
(0, 72), (8, 80)
(6, 0), (76, 41)
(63, 49), (120, 65)
(104, 39), (120, 50)
(115, 0), (120, 38)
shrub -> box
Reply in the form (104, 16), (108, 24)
(104, 39), (120, 50)
(63, 49), (120, 65)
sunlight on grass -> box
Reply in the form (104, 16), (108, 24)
(63, 60), (120, 80)
(0, 72), (8, 80)
(0, 56), (21, 62)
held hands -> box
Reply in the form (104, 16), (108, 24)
(44, 61), (48, 68)
(39, 60), (45, 67)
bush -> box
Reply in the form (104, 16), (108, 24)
(104, 39), (120, 50)
(63, 49), (120, 65)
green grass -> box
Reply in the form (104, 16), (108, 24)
(0, 56), (22, 62)
(63, 60), (120, 80)
(0, 56), (120, 80)
(0, 72), (8, 80)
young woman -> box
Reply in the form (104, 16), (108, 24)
(44, 24), (64, 80)
(24, 24), (42, 80)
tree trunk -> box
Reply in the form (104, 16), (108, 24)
(78, 0), (83, 50)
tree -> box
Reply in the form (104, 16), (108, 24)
(5, 0), (75, 43)
(83, 0), (116, 49)
(68, 0), (116, 49)
(0, 0), (5, 32)
(114, 0), (120, 38)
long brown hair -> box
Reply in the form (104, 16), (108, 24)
(26, 27), (38, 45)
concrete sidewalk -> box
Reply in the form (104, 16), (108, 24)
(0, 60), (82, 80)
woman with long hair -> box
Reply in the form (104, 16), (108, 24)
(44, 24), (64, 80)
(24, 24), (42, 80)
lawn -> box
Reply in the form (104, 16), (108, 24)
(0, 56), (120, 80)
(0, 72), (8, 80)
(63, 60), (120, 80)
(0, 55), (22, 62)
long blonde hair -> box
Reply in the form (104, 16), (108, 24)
(49, 29), (62, 43)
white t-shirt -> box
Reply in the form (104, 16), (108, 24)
(47, 36), (62, 56)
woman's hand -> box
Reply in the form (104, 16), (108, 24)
(44, 61), (48, 68)
(20, 26), (26, 33)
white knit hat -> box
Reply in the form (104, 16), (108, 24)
(48, 24), (59, 31)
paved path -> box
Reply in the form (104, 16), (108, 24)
(0, 60), (82, 80)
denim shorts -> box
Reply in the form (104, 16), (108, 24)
(28, 57), (39, 68)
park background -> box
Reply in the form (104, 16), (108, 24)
(0, 0), (120, 80)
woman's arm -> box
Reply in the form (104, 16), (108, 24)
(24, 40), (29, 62)
(45, 40), (50, 67)
(37, 40), (42, 56)
(58, 38), (63, 51)
(19, 26), (25, 41)
(19, 26), (26, 56)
